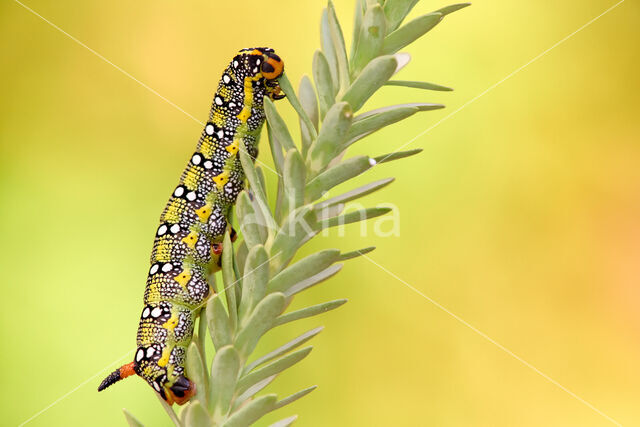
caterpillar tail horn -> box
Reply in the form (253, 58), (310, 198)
(97, 362), (136, 392)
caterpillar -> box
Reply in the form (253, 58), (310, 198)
(98, 47), (284, 405)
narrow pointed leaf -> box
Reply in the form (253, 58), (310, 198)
(206, 293), (232, 350)
(236, 347), (313, 395)
(270, 415), (298, 427)
(123, 409), (144, 427)
(186, 341), (208, 404)
(284, 264), (343, 297)
(374, 148), (422, 164)
(274, 386), (317, 410)
(340, 246), (376, 260)
(239, 245), (270, 322)
(268, 249), (340, 294)
(356, 102), (444, 120)
(349, 0), (366, 61)
(383, 0), (420, 32)
(382, 13), (443, 55)
(265, 97), (296, 152)
(282, 149), (306, 217)
(221, 231), (238, 329)
(434, 3), (472, 16)
(183, 401), (210, 427)
(315, 178), (394, 210)
(320, 207), (392, 229)
(306, 156), (374, 202)
(237, 191), (267, 248)
(234, 293), (286, 357)
(233, 375), (278, 410)
(341, 55), (398, 111)
(351, 5), (386, 77)
(313, 50), (335, 119)
(208, 345), (241, 418)
(307, 102), (353, 175)
(267, 123), (285, 176)
(279, 73), (318, 141)
(239, 147), (278, 232)
(245, 327), (324, 374)
(385, 79), (453, 91)
(222, 394), (277, 427)
(320, 8), (339, 86)
(269, 206), (318, 273)
(298, 75), (319, 157)
(347, 106), (417, 145)
(274, 299), (347, 327)
(327, 1), (350, 93)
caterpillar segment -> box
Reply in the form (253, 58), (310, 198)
(98, 47), (285, 405)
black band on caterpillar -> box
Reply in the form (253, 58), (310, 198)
(98, 47), (285, 405)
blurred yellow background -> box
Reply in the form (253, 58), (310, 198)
(1, 0), (639, 426)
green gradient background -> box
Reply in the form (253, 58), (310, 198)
(1, 1), (639, 426)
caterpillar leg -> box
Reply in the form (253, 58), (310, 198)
(97, 362), (136, 392)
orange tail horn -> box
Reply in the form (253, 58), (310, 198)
(97, 362), (136, 392)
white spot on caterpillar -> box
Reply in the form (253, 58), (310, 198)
(135, 349), (144, 362)
(223, 74), (231, 84)
(173, 186), (184, 197)
(205, 124), (214, 135)
(186, 191), (197, 201)
(162, 263), (173, 273)
(150, 264), (159, 274)
(153, 382), (161, 392)
(157, 224), (167, 236)
(256, 58), (261, 65)
(203, 160), (213, 169)
(228, 102), (236, 108)
(191, 153), (202, 165)
(170, 224), (180, 234)
(215, 96), (223, 106)
(233, 60), (239, 68)
(252, 67), (258, 74)
(217, 130), (224, 139)
(146, 347), (156, 358)
(142, 307), (150, 318)
(151, 307), (162, 318)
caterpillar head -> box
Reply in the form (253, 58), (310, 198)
(162, 375), (196, 406)
(237, 47), (285, 100)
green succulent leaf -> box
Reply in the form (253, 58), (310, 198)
(208, 345), (241, 418)
(221, 231), (238, 330)
(320, 8), (339, 87)
(320, 206), (392, 229)
(234, 293), (286, 358)
(269, 415), (299, 427)
(274, 386), (318, 410)
(307, 101), (353, 175)
(238, 245), (270, 323)
(268, 206), (318, 273)
(123, 409), (145, 427)
(298, 75), (319, 157)
(313, 50), (336, 119)
(315, 178), (394, 210)
(327, 1), (351, 93)
(306, 155), (374, 202)
(236, 191), (267, 248)
(236, 347), (313, 395)
(382, 12), (443, 55)
(183, 401), (210, 427)
(186, 341), (208, 405)
(284, 264), (343, 297)
(350, 4), (386, 77)
(339, 246), (376, 260)
(383, 0), (420, 33)
(435, 2), (472, 16)
(374, 148), (423, 164)
(233, 375), (278, 410)
(206, 293), (232, 351)
(385, 79), (453, 91)
(282, 149), (306, 217)
(278, 73), (318, 141)
(268, 249), (340, 294)
(222, 394), (278, 427)
(349, 0), (366, 60)
(264, 97), (296, 152)
(274, 299), (348, 327)
(245, 327), (324, 374)
(341, 54), (399, 111)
